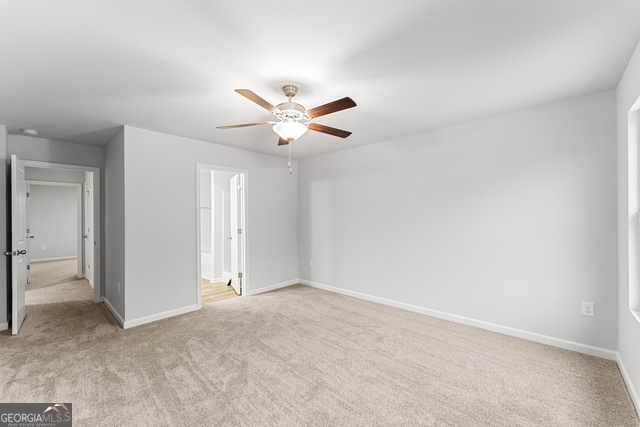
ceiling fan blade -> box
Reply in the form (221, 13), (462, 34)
(308, 123), (352, 138)
(277, 137), (290, 146)
(235, 89), (281, 114)
(306, 97), (356, 119)
(217, 122), (271, 129)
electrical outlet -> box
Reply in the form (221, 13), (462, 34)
(581, 301), (594, 317)
(41, 245), (46, 250)
(309, 260), (313, 268)
(325, 262), (329, 270)
(117, 282), (121, 293)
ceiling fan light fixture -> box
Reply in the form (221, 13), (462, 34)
(272, 121), (308, 141)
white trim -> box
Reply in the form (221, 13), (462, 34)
(0, 322), (8, 331)
(31, 256), (78, 263)
(300, 280), (618, 361)
(103, 297), (124, 327)
(617, 352), (640, 416)
(245, 279), (298, 296)
(123, 304), (199, 329)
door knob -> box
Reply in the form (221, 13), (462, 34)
(82, 235), (88, 239)
(4, 250), (26, 256)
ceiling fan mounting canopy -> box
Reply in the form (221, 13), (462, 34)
(217, 84), (356, 145)
(282, 84), (298, 99)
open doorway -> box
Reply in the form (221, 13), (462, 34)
(7, 157), (101, 335)
(196, 165), (247, 307)
(25, 183), (93, 306)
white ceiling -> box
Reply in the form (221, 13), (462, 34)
(1, 0), (639, 159)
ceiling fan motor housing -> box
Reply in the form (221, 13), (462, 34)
(276, 102), (308, 121)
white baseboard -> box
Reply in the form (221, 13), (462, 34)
(299, 280), (618, 361)
(103, 298), (124, 327)
(123, 304), (199, 329)
(31, 256), (78, 263)
(0, 322), (8, 331)
(246, 279), (298, 296)
(617, 352), (640, 416)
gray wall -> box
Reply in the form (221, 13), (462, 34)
(617, 38), (640, 411)
(28, 185), (78, 261)
(8, 135), (105, 168)
(104, 128), (125, 321)
(26, 167), (86, 184)
(120, 126), (298, 326)
(299, 90), (617, 354)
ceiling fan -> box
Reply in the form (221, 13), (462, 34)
(217, 85), (356, 146)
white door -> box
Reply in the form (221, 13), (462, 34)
(229, 174), (243, 295)
(83, 180), (94, 285)
(8, 155), (27, 335)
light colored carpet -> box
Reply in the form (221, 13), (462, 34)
(27, 258), (79, 291)
(26, 259), (93, 305)
(1, 284), (637, 426)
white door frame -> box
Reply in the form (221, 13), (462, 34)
(195, 164), (248, 308)
(22, 160), (102, 303)
(229, 173), (243, 295)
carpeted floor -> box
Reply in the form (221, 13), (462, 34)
(27, 258), (81, 291)
(1, 283), (638, 426)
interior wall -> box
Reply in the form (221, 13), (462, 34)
(122, 126), (298, 325)
(8, 135), (104, 168)
(104, 128), (125, 321)
(25, 167), (86, 183)
(617, 38), (640, 411)
(28, 184), (78, 261)
(299, 90), (617, 353)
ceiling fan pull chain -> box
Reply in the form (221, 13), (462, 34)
(288, 143), (293, 174)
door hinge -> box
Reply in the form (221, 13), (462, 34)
(26, 192), (30, 197)
(237, 228), (242, 234)
(238, 272), (242, 278)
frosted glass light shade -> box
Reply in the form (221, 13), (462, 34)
(272, 121), (308, 141)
